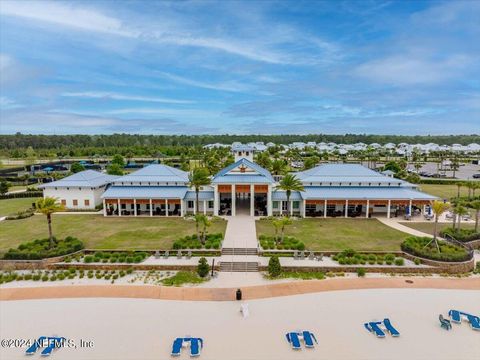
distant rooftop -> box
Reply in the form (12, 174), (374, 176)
(113, 164), (189, 184)
(39, 170), (118, 188)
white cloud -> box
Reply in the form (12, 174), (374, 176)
(353, 55), (473, 85)
(0, 0), (136, 37)
(61, 91), (195, 104)
(0, 96), (22, 109)
(157, 72), (254, 93)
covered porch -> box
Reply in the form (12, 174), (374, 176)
(103, 198), (183, 217)
(214, 184), (272, 216)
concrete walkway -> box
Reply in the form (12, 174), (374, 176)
(377, 217), (435, 238)
(222, 215), (258, 249)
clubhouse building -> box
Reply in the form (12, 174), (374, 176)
(40, 150), (436, 218)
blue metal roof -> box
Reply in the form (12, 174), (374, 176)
(112, 164), (189, 185)
(101, 186), (188, 199)
(39, 170), (118, 188)
(272, 190), (303, 201)
(301, 186), (437, 200)
(213, 158), (274, 183)
(184, 191), (215, 200)
(212, 175), (273, 184)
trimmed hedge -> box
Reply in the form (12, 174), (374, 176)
(3, 236), (84, 260)
(401, 236), (470, 262)
(5, 208), (35, 220)
(0, 191), (42, 199)
(83, 251), (148, 263)
(440, 227), (480, 242)
(332, 249), (404, 266)
(172, 233), (223, 250)
(259, 235), (305, 250)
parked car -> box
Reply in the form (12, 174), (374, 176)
(473, 174), (480, 179)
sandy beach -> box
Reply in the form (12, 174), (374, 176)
(1, 288), (479, 360)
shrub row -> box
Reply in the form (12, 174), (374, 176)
(172, 233), (223, 250)
(440, 227), (480, 242)
(401, 236), (470, 262)
(3, 237), (84, 260)
(259, 235), (305, 250)
(83, 251), (148, 264)
(5, 208), (35, 220)
(332, 249), (405, 266)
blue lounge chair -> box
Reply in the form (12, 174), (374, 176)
(190, 338), (203, 357)
(286, 332), (301, 350)
(171, 338), (183, 357)
(383, 319), (400, 337)
(26, 336), (46, 355)
(465, 314), (480, 331)
(367, 322), (386, 338)
(302, 331), (317, 348)
(448, 310), (461, 323)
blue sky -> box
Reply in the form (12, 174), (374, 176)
(0, 0), (479, 135)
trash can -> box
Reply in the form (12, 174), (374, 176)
(236, 288), (242, 301)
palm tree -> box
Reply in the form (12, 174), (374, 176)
(469, 200), (480, 232)
(453, 205), (468, 231)
(35, 197), (65, 248)
(277, 174), (304, 216)
(275, 216), (292, 244)
(456, 181), (464, 198)
(196, 214), (211, 244)
(188, 168), (211, 215)
(270, 159), (286, 176)
(425, 200), (450, 252)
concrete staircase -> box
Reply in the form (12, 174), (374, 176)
(219, 261), (259, 272)
(221, 247), (258, 256)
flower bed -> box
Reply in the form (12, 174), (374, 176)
(3, 237), (84, 260)
(259, 235), (305, 250)
(172, 233), (223, 249)
(332, 249), (405, 266)
(401, 236), (470, 262)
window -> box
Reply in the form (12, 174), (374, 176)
(121, 204), (126, 209)
(293, 201), (300, 209)
(187, 201), (194, 208)
(273, 201), (279, 209)
(282, 202), (288, 211)
(146, 204), (150, 210)
(84, 199), (90, 206)
(61, 199), (66, 206)
(130, 204), (135, 210)
(72, 199), (78, 206)
(208, 201), (214, 209)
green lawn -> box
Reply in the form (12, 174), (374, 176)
(0, 197), (38, 217)
(418, 184), (468, 200)
(256, 218), (409, 251)
(0, 215), (227, 253)
(400, 222), (476, 235)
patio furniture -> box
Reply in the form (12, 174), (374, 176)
(316, 253), (324, 261)
(308, 251), (315, 260)
(286, 332), (301, 350)
(189, 338), (203, 357)
(154, 251), (160, 259)
(299, 251), (305, 260)
(177, 250), (182, 259)
(383, 318), (400, 337)
(186, 250), (192, 259)
(439, 314), (452, 330)
(171, 338), (183, 356)
(302, 331), (317, 348)
(164, 250), (169, 259)
(293, 250), (299, 260)
(448, 310), (462, 323)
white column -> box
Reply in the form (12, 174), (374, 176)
(103, 199), (106, 216)
(180, 200), (184, 217)
(324, 200), (327, 218)
(267, 184), (273, 216)
(250, 184), (254, 216)
(387, 200), (391, 218)
(301, 200), (306, 218)
(203, 200), (207, 215)
(149, 199), (153, 216)
(289, 200), (293, 216)
(345, 200), (348, 218)
(213, 185), (219, 216)
(409, 199), (413, 217)
(117, 199), (121, 217)
(134, 199), (137, 216)
(280, 201), (283, 215)
(366, 200), (370, 218)
(231, 185), (236, 216)
(165, 199), (169, 217)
